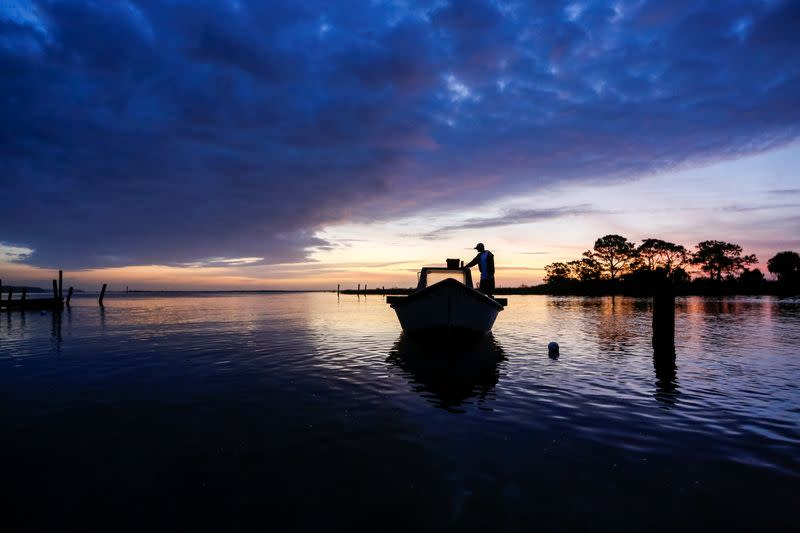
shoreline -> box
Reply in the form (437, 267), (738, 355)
(8, 285), (798, 297)
(340, 284), (799, 297)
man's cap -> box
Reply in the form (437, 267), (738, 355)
(474, 243), (485, 250)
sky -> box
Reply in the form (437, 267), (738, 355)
(1, 0), (799, 290)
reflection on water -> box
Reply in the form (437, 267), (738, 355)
(0, 293), (798, 529)
(653, 345), (679, 406)
(595, 296), (636, 354)
(51, 310), (62, 348)
(387, 334), (506, 412)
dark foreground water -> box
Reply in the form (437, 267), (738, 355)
(1, 293), (798, 531)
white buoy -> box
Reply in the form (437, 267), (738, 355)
(548, 341), (559, 358)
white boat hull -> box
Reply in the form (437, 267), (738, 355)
(390, 279), (503, 337)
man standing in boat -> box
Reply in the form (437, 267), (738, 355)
(465, 243), (495, 296)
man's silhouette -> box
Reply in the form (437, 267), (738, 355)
(465, 243), (495, 296)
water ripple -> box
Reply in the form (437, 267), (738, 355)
(1, 293), (798, 527)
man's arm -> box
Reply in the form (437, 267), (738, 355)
(464, 253), (480, 268)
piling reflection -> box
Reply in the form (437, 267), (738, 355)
(51, 310), (62, 352)
(653, 345), (679, 406)
(387, 333), (506, 412)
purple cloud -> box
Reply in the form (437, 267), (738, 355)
(1, 0), (798, 268)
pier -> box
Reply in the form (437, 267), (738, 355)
(0, 271), (109, 311)
(0, 274), (64, 311)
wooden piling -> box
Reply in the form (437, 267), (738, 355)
(337, 284), (340, 295)
(52, 280), (58, 300)
(58, 270), (63, 299)
(652, 276), (675, 352)
(66, 287), (73, 306)
(99, 284), (107, 306)
(364, 284), (367, 294)
(21, 288), (27, 302)
(357, 284), (360, 293)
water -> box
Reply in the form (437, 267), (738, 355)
(1, 294), (798, 530)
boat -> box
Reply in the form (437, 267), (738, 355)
(386, 260), (507, 338)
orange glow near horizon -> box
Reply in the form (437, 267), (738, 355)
(2, 146), (797, 290)
(0, 257), (553, 292)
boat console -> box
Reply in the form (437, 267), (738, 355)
(417, 267), (473, 290)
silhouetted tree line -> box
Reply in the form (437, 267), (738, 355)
(541, 235), (799, 296)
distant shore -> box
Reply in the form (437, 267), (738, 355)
(5, 284), (796, 297)
(124, 289), (330, 294)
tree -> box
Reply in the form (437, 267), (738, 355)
(671, 267), (690, 284)
(544, 255), (604, 284)
(544, 262), (572, 283)
(767, 251), (800, 282)
(589, 235), (636, 280)
(568, 254), (603, 281)
(691, 240), (757, 282)
(635, 238), (687, 274)
(739, 268), (766, 285)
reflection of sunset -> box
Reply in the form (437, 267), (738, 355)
(595, 297), (637, 354)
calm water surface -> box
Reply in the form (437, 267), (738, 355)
(1, 294), (798, 530)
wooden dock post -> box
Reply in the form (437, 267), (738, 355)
(99, 284), (107, 306)
(337, 284), (340, 296)
(66, 287), (73, 306)
(357, 283), (360, 293)
(52, 280), (58, 300)
(21, 288), (26, 302)
(364, 284), (367, 294)
(58, 270), (63, 299)
(652, 276), (675, 353)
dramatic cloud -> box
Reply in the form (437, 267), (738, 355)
(423, 204), (598, 237)
(1, 0), (799, 269)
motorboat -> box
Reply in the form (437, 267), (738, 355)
(386, 260), (507, 338)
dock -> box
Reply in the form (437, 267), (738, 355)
(0, 271), (106, 312)
(1, 274), (63, 311)
(0, 297), (64, 311)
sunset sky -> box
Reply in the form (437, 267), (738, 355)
(2, 0), (799, 290)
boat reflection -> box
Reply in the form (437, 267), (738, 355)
(386, 333), (506, 413)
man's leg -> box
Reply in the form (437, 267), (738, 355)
(480, 278), (495, 296)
